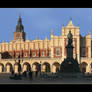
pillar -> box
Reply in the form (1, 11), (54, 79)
(86, 63), (91, 73)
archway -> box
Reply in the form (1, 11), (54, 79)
(0, 63), (4, 73)
(80, 62), (88, 73)
(14, 62), (21, 74)
(23, 62), (31, 72)
(6, 63), (12, 73)
(42, 62), (50, 73)
(52, 62), (60, 73)
(32, 62), (40, 72)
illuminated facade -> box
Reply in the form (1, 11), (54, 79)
(0, 16), (91, 74)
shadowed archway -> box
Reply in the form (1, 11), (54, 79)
(52, 62), (60, 73)
(42, 62), (50, 73)
(5, 63), (13, 73)
(23, 62), (31, 72)
(80, 62), (88, 73)
(32, 62), (40, 72)
(0, 63), (4, 73)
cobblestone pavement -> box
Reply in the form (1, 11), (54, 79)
(0, 74), (92, 84)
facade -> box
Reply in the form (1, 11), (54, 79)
(0, 16), (91, 74)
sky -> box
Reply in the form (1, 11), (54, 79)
(0, 8), (92, 42)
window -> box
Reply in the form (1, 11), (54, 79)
(24, 52), (27, 57)
(33, 52), (36, 57)
(9, 53), (11, 56)
(41, 52), (45, 57)
(81, 47), (86, 57)
(16, 53), (19, 57)
(56, 48), (61, 56)
(48, 51), (51, 57)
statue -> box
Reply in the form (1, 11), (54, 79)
(67, 31), (73, 46)
(59, 30), (81, 73)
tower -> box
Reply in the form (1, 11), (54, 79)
(14, 15), (26, 41)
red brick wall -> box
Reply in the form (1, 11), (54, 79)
(23, 50), (30, 57)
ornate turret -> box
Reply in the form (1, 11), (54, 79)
(67, 16), (74, 27)
(14, 15), (26, 41)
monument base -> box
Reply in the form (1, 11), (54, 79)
(59, 58), (80, 73)
(57, 72), (84, 78)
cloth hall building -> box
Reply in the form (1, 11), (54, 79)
(0, 16), (91, 74)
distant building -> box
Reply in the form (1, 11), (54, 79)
(0, 16), (91, 74)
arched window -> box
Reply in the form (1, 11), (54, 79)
(41, 52), (45, 57)
(33, 52), (36, 57)
(24, 52), (27, 57)
(16, 53), (19, 58)
(56, 48), (60, 56)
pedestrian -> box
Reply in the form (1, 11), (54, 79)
(28, 71), (32, 80)
(35, 71), (38, 77)
(23, 71), (27, 77)
(11, 69), (14, 76)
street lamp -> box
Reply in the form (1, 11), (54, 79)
(18, 55), (21, 76)
(40, 61), (42, 76)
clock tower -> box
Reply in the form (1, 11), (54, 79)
(14, 15), (26, 41)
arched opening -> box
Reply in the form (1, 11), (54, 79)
(32, 62), (40, 72)
(42, 62), (50, 73)
(6, 63), (12, 73)
(14, 62), (21, 74)
(0, 63), (4, 73)
(80, 62), (88, 73)
(52, 62), (60, 73)
(23, 62), (31, 72)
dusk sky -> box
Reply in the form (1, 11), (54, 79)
(0, 8), (92, 42)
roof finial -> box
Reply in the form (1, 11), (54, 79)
(77, 24), (79, 27)
(36, 37), (39, 40)
(19, 13), (21, 18)
(70, 16), (72, 21)
(88, 30), (91, 34)
(18, 13), (22, 24)
(51, 30), (53, 35)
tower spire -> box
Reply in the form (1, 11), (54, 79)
(16, 14), (24, 32)
(19, 13), (21, 18)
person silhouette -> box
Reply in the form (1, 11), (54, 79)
(28, 70), (33, 80)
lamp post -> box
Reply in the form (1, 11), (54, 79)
(40, 61), (42, 76)
(18, 55), (21, 76)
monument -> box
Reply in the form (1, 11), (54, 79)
(59, 31), (81, 76)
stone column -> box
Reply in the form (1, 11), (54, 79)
(50, 64), (53, 73)
(51, 35), (54, 58)
(0, 53), (1, 60)
(86, 63), (91, 73)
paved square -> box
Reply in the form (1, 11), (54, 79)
(0, 74), (92, 84)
